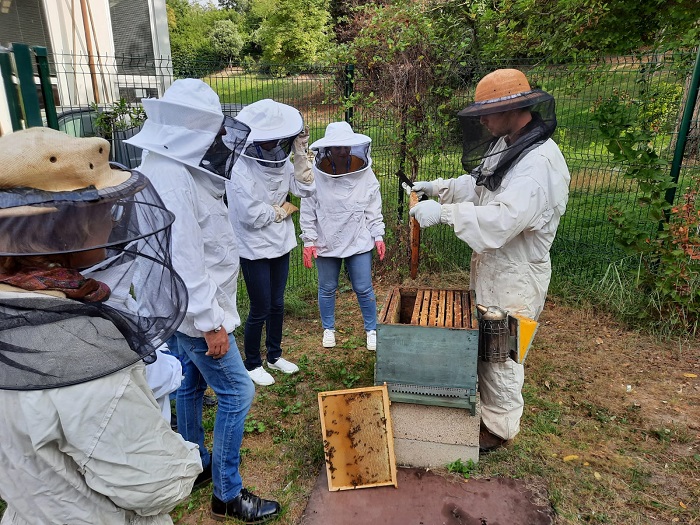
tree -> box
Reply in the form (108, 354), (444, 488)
(167, 0), (243, 75)
(337, 0), (474, 180)
(210, 20), (245, 61)
(218, 0), (250, 12)
(252, 0), (331, 64)
(470, 0), (700, 60)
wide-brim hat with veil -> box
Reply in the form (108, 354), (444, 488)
(0, 127), (188, 390)
(457, 69), (557, 190)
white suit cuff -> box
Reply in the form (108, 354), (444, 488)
(440, 204), (455, 226)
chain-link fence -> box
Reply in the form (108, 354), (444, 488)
(36, 50), (700, 291)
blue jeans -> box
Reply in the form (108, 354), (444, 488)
(168, 331), (254, 502)
(316, 251), (377, 331)
(240, 254), (290, 370)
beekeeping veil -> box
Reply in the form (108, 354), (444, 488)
(125, 78), (251, 181)
(457, 69), (557, 191)
(0, 127), (187, 390)
(236, 99), (303, 170)
(309, 121), (371, 177)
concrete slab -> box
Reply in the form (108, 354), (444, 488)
(301, 466), (554, 525)
(393, 438), (479, 468)
(390, 401), (480, 468)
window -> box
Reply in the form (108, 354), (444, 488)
(109, 0), (155, 75)
(0, 0), (53, 55)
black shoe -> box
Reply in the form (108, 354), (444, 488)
(203, 393), (218, 407)
(193, 462), (212, 490)
(211, 489), (281, 523)
(479, 423), (507, 454)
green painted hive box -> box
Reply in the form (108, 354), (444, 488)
(374, 287), (479, 415)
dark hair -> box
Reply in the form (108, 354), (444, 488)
(0, 254), (72, 274)
(0, 203), (112, 274)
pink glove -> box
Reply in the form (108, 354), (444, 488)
(303, 246), (318, 268)
(375, 240), (386, 261)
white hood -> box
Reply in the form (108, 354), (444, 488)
(125, 79), (249, 180)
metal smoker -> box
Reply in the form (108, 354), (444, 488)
(476, 304), (510, 362)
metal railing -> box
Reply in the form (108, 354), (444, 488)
(2, 47), (698, 291)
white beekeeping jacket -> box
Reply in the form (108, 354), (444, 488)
(226, 156), (315, 260)
(138, 155), (241, 337)
(299, 162), (385, 258)
(0, 292), (201, 525)
(435, 137), (570, 318)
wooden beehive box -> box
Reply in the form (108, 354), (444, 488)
(375, 287), (479, 414)
(318, 385), (398, 491)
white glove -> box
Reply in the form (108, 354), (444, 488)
(272, 204), (288, 223)
(409, 199), (442, 228)
(293, 126), (314, 184)
(412, 181), (437, 199)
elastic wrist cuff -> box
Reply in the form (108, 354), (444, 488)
(440, 204), (455, 226)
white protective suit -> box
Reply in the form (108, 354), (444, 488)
(432, 137), (569, 439)
(0, 290), (201, 525)
(300, 161), (384, 257)
(124, 80), (242, 337)
(145, 347), (183, 421)
(227, 151), (315, 261)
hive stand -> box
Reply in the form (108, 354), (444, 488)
(375, 287), (481, 467)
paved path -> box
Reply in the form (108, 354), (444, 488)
(301, 466), (554, 525)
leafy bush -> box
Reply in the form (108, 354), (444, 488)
(252, 0), (330, 65)
(91, 99), (146, 140)
(592, 94), (700, 334)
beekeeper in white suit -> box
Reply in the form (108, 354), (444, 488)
(226, 99), (315, 387)
(299, 121), (386, 351)
(125, 80), (281, 523)
(410, 69), (570, 452)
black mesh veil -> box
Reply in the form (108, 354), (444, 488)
(0, 169), (188, 390)
(241, 134), (298, 168)
(199, 116), (251, 179)
(313, 143), (371, 176)
(457, 94), (557, 190)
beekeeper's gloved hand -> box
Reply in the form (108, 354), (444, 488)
(282, 201), (298, 217)
(272, 203), (297, 222)
(303, 246), (317, 268)
(412, 180), (438, 199)
(293, 127), (314, 184)
(409, 199), (443, 228)
(375, 240), (386, 261)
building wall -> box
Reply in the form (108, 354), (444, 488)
(0, 0), (172, 134)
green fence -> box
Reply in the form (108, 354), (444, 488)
(4, 48), (699, 291)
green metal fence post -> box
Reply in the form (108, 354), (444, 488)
(665, 46), (700, 210)
(34, 46), (58, 130)
(0, 47), (22, 131)
(12, 43), (43, 128)
(344, 63), (355, 125)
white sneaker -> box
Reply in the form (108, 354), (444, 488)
(366, 330), (377, 351)
(247, 366), (275, 386)
(267, 357), (299, 374)
(322, 329), (336, 348)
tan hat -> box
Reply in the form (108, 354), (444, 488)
(459, 69), (553, 117)
(0, 127), (131, 192)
